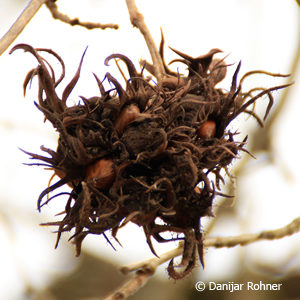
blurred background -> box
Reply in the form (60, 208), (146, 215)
(0, 0), (300, 299)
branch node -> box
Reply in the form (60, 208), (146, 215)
(45, 0), (119, 30)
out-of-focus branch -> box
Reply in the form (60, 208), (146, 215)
(103, 243), (184, 299)
(125, 0), (165, 82)
(109, 216), (300, 299)
(205, 216), (300, 248)
(45, 0), (118, 30)
(264, 21), (300, 133)
(245, 15), (300, 156)
(230, 15), (300, 179)
(0, 0), (46, 56)
(124, 216), (300, 274)
(103, 270), (153, 300)
(104, 217), (300, 299)
(120, 241), (185, 275)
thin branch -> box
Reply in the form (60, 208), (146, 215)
(120, 241), (185, 275)
(125, 0), (165, 82)
(45, 0), (118, 30)
(205, 216), (300, 248)
(121, 216), (300, 274)
(104, 217), (300, 299)
(234, 15), (300, 176)
(0, 0), (46, 56)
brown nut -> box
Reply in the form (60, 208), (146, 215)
(194, 186), (201, 194)
(86, 158), (116, 189)
(114, 104), (140, 136)
(197, 120), (216, 139)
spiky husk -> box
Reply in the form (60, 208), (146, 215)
(10, 40), (289, 279)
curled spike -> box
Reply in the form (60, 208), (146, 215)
(105, 72), (127, 107)
(11, 44), (63, 112)
(19, 147), (54, 164)
(37, 177), (70, 211)
(167, 255), (196, 280)
(159, 29), (178, 76)
(105, 53), (138, 79)
(10, 43), (44, 65)
(227, 82), (293, 125)
(36, 47), (66, 87)
(229, 61), (242, 96)
(143, 226), (159, 258)
(23, 68), (37, 96)
(62, 47), (87, 106)
(93, 73), (107, 97)
(170, 47), (222, 75)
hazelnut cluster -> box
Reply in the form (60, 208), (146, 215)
(10, 41), (288, 279)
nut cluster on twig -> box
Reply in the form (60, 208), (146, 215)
(10, 37), (290, 279)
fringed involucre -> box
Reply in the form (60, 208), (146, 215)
(10, 39), (290, 279)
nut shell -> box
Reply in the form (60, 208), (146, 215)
(86, 158), (115, 189)
(114, 104), (140, 135)
(197, 120), (216, 139)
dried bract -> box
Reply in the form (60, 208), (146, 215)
(10, 41), (290, 279)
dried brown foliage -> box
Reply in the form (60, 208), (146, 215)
(10, 40), (289, 279)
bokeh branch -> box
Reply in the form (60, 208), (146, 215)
(122, 216), (300, 274)
(107, 216), (300, 299)
(237, 15), (300, 160)
(103, 270), (154, 300)
(206, 216), (300, 248)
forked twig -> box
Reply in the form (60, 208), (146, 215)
(125, 0), (165, 82)
(45, 0), (119, 30)
(104, 216), (300, 299)
(0, 0), (119, 56)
